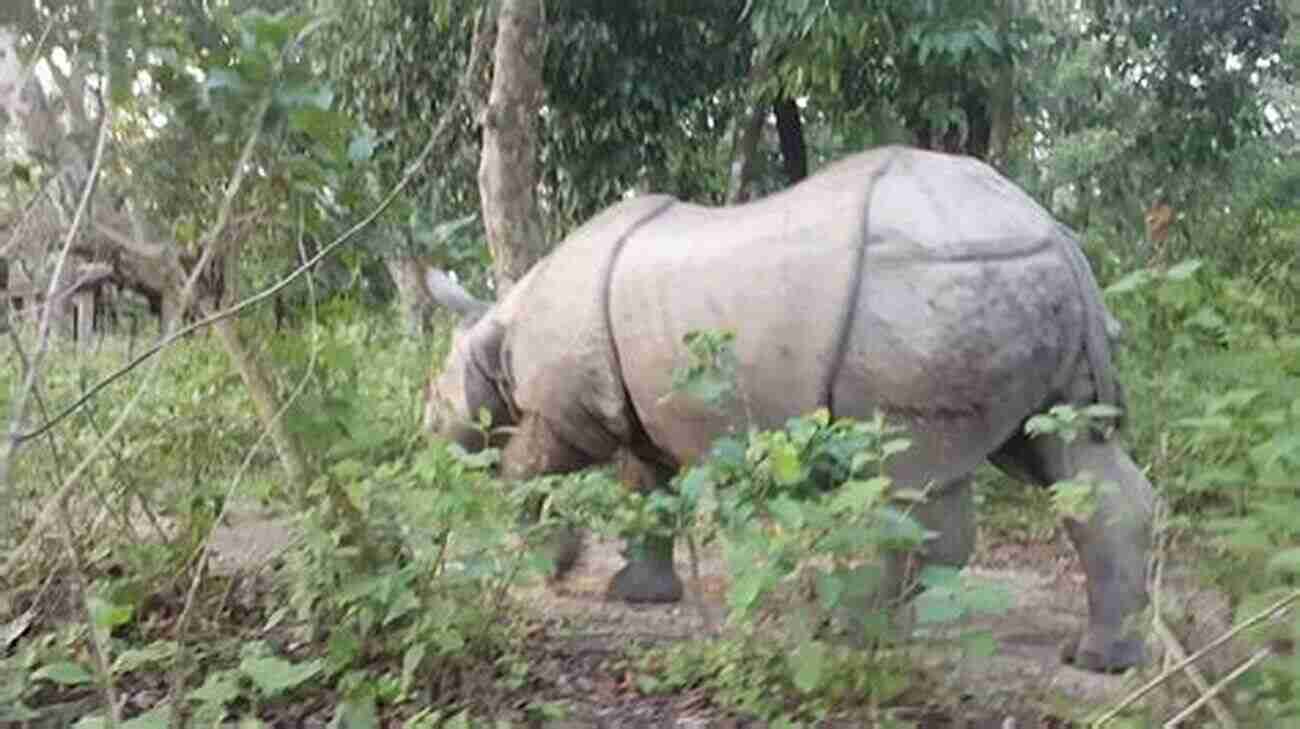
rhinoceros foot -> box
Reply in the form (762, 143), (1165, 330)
(1060, 630), (1146, 673)
(606, 535), (683, 603)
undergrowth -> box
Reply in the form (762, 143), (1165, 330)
(5, 249), (1300, 726)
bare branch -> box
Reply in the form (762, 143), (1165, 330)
(1094, 589), (1300, 727)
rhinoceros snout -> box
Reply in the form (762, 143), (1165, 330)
(423, 380), (493, 452)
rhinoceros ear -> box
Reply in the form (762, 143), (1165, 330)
(425, 268), (490, 322)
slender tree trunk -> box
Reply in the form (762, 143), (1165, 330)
(0, 257), (9, 334)
(210, 314), (311, 498)
(773, 96), (807, 185)
(478, 0), (547, 294)
(726, 106), (766, 204)
(987, 0), (1019, 168)
(383, 251), (435, 338)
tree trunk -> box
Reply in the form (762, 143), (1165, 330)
(383, 252), (435, 338)
(477, 0), (547, 294)
(986, 0), (1019, 169)
(773, 97), (807, 185)
(726, 106), (766, 204)
(210, 313), (311, 499)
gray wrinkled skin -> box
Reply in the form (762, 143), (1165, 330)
(423, 146), (1156, 673)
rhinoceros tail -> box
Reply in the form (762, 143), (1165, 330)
(1056, 224), (1125, 431)
(822, 150), (900, 416)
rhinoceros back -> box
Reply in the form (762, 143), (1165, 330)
(609, 147), (1117, 477)
(608, 153), (884, 463)
(500, 194), (676, 458)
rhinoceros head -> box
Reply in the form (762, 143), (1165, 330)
(423, 269), (512, 452)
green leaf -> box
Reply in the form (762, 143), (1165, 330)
(334, 693), (379, 729)
(881, 437), (912, 458)
(121, 709), (170, 729)
(788, 639), (828, 694)
(88, 596), (133, 631)
(1049, 477), (1099, 522)
(1164, 259), (1203, 280)
(769, 440), (803, 486)
(277, 82), (334, 111)
(769, 495), (805, 530)
(112, 641), (179, 674)
(188, 671), (241, 706)
(919, 565), (962, 591)
(815, 571), (845, 611)
(240, 656), (323, 697)
(1267, 548), (1300, 576)
(1080, 403), (1124, 421)
(915, 588), (963, 624)
(204, 69), (245, 93)
(1206, 388), (1264, 414)
(1024, 413), (1059, 437)
(1174, 415), (1235, 432)
(974, 26), (1000, 53)
(1104, 268), (1155, 295)
(401, 643), (426, 697)
(34, 661), (93, 686)
(833, 477), (890, 513)
(891, 487), (928, 504)
(289, 107), (351, 147)
(727, 570), (767, 613)
(677, 465), (715, 502)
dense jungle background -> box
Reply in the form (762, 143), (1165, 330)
(2, 1), (1299, 727)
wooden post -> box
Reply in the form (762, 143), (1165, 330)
(74, 289), (95, 350)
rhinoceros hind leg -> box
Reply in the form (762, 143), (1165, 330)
(993, 432), (1154, 673)
(607, 533), (683, 603)
(606, 453), (684, 603)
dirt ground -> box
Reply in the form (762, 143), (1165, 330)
(207, 509), (1173, 728)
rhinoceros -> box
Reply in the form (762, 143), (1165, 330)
(423, 146), (1155, 673)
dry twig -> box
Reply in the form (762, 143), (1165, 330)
(1093, 589), (1298, 727)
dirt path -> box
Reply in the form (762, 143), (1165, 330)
(516, 534), (1139, 725)
(210, 510), (1150, 726)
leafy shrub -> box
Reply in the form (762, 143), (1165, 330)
(1104, 258), (1300, 723)
(536, 329), (1013, 725)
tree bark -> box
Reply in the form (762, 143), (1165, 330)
(986, 0), (1019, 169)
(210, 313), (311, 499)
(726, 106), (767, 204)
(773, 96), (807, 185)
(383, 252), (435, 338)
(478, 0), (548, 294)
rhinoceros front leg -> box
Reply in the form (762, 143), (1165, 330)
(833, 475), (976, 641)
(605, 453), (684, 603)
(502, 414), (593, 580)
(883, 475), (977, 603)
(995, 433), (1154, 672)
